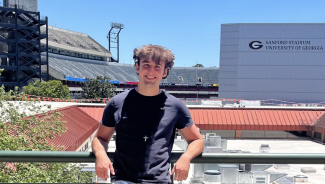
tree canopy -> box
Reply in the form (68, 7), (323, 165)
(22, 80), (70, 99)
(193, 64), (204, 67)
(81, 76), (116, 99)
(0, 85), (93, 183)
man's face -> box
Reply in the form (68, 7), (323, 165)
(136, 59), (168, 88)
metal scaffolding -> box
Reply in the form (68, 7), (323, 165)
(0, 5), (48, 91)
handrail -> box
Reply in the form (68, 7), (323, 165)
(1, 151), (325, 164)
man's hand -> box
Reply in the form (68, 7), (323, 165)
(170, 154), (191, 181)
(95, 152), (115, 180)
(170, 125), (204, 182)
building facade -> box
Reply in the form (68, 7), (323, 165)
(219, 23), (325, 103)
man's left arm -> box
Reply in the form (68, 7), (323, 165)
(170, 124), (204, 181)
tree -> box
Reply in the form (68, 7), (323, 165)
(0, 68), (3, 82)
(193, 64), (204, 67)
(81, 76), (116, 99)
(22, 80), (70, 99)
(0, 85), (94, 183)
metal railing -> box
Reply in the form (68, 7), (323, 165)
(1, 151), (325, 164)
(2, 151), (325, 184)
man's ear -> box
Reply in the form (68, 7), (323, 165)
(135, 62), (139, 75)
(163, 67), (168, 78)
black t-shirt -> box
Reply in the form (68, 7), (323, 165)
(100, 89), (194, 183)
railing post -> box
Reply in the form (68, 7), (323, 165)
(311, 131), (316, 138)
(322, 133), (325, 143)
(235, 130), (241, 139)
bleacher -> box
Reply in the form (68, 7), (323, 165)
(197, 69), (219, 84)
(42, 26), (218, 86)
(48, 54), (219, 85)
(42, 26), (109, 53)
(172, 68), (198, 84)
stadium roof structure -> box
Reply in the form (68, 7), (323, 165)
(41, 26), (111, 58)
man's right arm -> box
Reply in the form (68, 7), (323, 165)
(92, 124), (115, 180)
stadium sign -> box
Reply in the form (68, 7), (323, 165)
(248, 40), (324, 51)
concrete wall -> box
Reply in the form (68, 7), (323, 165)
(200, 130), (236, 138)
(241, 130), (292, 138)
(200, 130), (299, 139)
(4, 0), (38, 11)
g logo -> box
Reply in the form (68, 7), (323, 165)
(249, 41), (263, 50)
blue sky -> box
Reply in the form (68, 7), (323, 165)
(37, 0), (325, 67)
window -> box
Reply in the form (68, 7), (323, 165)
(84, 142), (88, 150)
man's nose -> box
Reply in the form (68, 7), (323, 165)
(147, 66), (154, 74)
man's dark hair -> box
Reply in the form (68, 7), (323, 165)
(133, 44), (175, 79)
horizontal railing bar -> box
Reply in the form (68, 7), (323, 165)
(1, 151), (325, 164)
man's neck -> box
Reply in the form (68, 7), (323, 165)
(136, 84), (160, 96)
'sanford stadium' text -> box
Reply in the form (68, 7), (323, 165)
(266, 41), (311, 45)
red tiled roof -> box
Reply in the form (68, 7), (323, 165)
(78, 106), (325, 134)
(34, 106), (99, 151)
(7, 106), (100, 151)
(190, 108), (325, 132)
(19, 106), (323, 151)
(79, 106), (104, 123)
(313, 113), (325, 134)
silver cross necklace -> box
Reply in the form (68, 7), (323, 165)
(143, 135), (149, 142)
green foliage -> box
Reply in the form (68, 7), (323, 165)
(0, 85), (94, 183)
(193, 64), (204, 67)
(81, 76), (116, 99)
(22, 80), (70, 99)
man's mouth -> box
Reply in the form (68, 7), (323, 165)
(145, 75), (156, 80)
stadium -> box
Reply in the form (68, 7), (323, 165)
(0, 3), (219, 99)
(1, 1), (325, 184)
(46, 25), (219, 99)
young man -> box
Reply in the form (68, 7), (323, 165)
(92, 44), (204, 184)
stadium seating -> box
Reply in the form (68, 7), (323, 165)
(43, 26), (108, 53)
(166, 70), (182, 84)
(41, 26), (218, 87)
(48, 54), (218, 85)
(197, 69), (219, 84)
(173, 68), (197, 84)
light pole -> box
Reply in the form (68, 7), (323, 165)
(107, 23), (124, 63)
